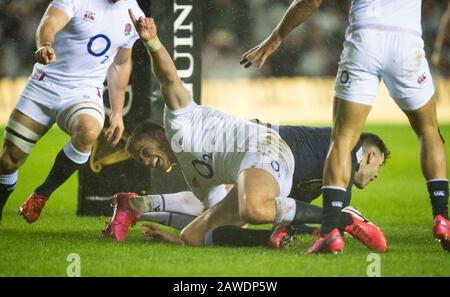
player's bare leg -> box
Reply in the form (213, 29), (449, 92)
(237, 168), (279, 224)
(307, 97), (371, 254)
(403, 97), (449, 251)
(19, 104), (103, 223)
(0, 110), (49, 226)
(180, 189), (244, 247)
(237, 167), (326, 248)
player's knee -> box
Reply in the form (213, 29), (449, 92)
(416, 125), (440, 138)
(239, 201), (268, 224)
(71, 121), (101, 149)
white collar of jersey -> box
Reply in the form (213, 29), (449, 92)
(356, 147), (363, 164)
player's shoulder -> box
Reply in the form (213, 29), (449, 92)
(279, 125), (331, 136)
(163, 100), (199, 128)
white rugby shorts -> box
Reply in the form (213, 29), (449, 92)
(334, 28), (434, 111)
(238, 132), (295, 198)
(15, 76), (104, 127)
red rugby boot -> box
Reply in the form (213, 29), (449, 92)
(18, 193), (48, 223)
(433, 215), (450, 252)
(107, 192), (140, 241)
(342, 206), (388, 252)
(267, 224), (295, 249)
(305, 228), (344, 254)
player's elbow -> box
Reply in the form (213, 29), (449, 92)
(153, 66), (180, 86)
(158, 73), (180, 87)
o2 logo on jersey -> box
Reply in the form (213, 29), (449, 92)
(270, 160), (281, 178)
(192, 153), (214, 179)
(87, 34), (111, 64)
(339, 70), (352, 88)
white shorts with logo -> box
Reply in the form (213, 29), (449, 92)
(334, 27), (435, 111)
(238, 132), (295, 198)
(15, 76), (104, 128)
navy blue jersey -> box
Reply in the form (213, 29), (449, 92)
(277, 125), (361, 204)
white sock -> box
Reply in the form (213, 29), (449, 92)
(139, 212), (197, 230)
(63, 142), (91, 164)
(0, 171), (18, 186)
(274, 197), (296, 225)
(129, 191), (204, 216)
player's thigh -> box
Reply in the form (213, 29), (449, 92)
(237, 167), (280, 213)
(332, 97), (371, 144)
(1, 109), (51, 168)
(56, 85), (105, 136)
(180, 189), (243, 246)
(57, 101), (105, 139)
(3, 79), (63, 160)
(334, 30), (382, 110)
(236, 135), (295, 213)
(383, 33), (435, 112)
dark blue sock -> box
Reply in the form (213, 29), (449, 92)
(0, 183), (16, 222)
(292, 200), (323, 224)
(427, 180), (449, 219)
(35, 149), (84, 198)
(211, 225), (272, 247)
(321, 187), (347, 235)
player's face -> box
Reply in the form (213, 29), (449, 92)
(354, 151), (384, 189)
(130, 137), (174, 172)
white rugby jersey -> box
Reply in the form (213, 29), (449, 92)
(31, 0), (144, 89)
(164, 100), (291, 207)
(348, 0), (422, 35)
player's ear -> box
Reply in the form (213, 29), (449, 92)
(367, 151), (375, 164)
(154, 129), (166, 143)
(139, 146), (147, 160)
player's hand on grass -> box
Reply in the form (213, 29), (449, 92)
(128, 9), (157, 43)
(105, 113), (124, 147)
(240, 35), (282, 70)
(142, 223), (182, 244)
(35, 45), (56, 65)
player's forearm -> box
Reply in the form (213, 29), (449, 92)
(145, 40), (191, 110)
(147, 44), (181, 87)
(271, 0), (323, 41)
(106, 61), (131, 115)
(36, 7), (70, 48)
(36, 18), (57, 48)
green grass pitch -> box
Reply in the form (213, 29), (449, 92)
(0, 124), (449, 276)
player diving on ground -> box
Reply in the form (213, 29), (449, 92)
(105, 123), (389, 251)
(103, 10), (388, 253)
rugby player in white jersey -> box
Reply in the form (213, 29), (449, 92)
(0, 0), (145, 226)
(102, 10), (388, 251)
(104, 124), (389, 252)
(241, 0), (449, 253)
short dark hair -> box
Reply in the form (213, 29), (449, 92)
(360, 132), (390, 165)
(126, 119), (165, 154)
